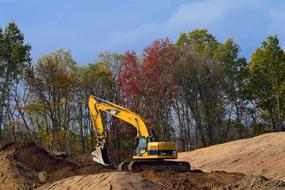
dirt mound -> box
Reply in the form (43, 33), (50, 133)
(140, 169), (285, 190)
(140, 170), (244, 190)
(1, 142), (79, 181)
(0, 142), (114, 190)
(66, 153), (113, 175)
(36, 172), (164, 190)
(0, 151), (41, 189)
(37, 169), (285, 190)
(224, 175), (285, 190)
(179, 132), (285, 181)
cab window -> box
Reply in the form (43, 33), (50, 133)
(136, 138), (147, 156)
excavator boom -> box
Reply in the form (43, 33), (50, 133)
(89, 96), (149, 137)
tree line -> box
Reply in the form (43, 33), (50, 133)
(0, 22), (284, 163)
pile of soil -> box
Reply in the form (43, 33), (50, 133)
(139, 170), (285, 190)
(65, 153), (113, 175)
(179, 132), (285, 181)
(0, 150), (40, 189)
(0, 142), (114, 190)
(35, 169), (285, 190)
(139, 170), (245, 190)
(37, 172), (163, 190)
(224, 175), (285, 190)
(2, 142), (79, 182)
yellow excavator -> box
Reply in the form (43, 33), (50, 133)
(88, 95), (190, 172)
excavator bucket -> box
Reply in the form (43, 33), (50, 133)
(91, 145), (111, 166)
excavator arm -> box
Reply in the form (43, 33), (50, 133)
(88, 95), (150, 165)
(89, 96), (149, 137)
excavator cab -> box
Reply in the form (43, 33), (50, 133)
(135, 137), (148, 156)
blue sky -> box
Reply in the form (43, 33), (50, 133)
(1, 0), (285, 64)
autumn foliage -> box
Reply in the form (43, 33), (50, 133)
(117, 51), (143, 106)
(117, 39), (178, 138)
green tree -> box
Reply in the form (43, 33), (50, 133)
(77, 62), (115, 153)
(26, 49), (77, 150)
(249, 35), (285, 131)
(175, 29), (225, 147)
(0, 22), (31, 139)
(215, 38), (249, 139)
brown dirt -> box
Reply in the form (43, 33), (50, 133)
(37, 169), (285, 190)
(0, 150), (40, 190)
(0, 142), (114, 190)
(37, 172), (164, 190)
(224, 175), (285, 190)
(139, 169), (245, 190)
(1, 142), (79, 182)
(179, 132), (285, 181)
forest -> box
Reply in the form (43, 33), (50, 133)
(0, 22), (284, 163)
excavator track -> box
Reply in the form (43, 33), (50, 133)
(118, 160), (190, 172)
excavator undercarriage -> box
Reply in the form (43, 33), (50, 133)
(118, 160), (190, 172)
(92, 145), (190, 172)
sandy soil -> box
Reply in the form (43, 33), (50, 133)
(224, 175), (285, 190)
(140, 170), (245, 190)
(0, 150), (40, 189)
(179, 132), (285, 181)
(37, 172), (163, 190)
(38, 169), (285, 190)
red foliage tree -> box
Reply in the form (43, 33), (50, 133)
(117, 39), (178, 138)
(141, 38), (177, 98)
(140, 39), (178, 137)
(117, 51), (143, 107)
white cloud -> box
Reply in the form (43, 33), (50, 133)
(166, 0), (234, 27)
(101, 0), (238, 51)
(103, 0), (238, 50)
(100, 0), (285, 58)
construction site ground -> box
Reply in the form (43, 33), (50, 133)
(0, 132), (284, 190)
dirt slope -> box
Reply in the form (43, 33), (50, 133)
(0, 142), (113, 190)
(179, 132), (285, 181)
(224, 175), (285, 190)
(0, 151), (40, 189)
(37, 172), (163, 190)
(140, 170), (245, 190)
(36, 169), (285, 190)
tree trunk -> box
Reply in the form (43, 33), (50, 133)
(0, 67), (11, 140)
